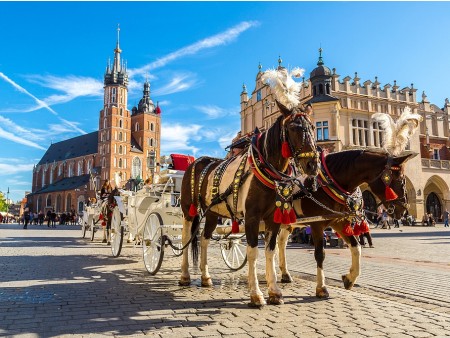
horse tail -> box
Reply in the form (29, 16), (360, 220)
(190, 214), (200, 266)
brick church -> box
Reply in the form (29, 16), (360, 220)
(27, 28), (161, 214)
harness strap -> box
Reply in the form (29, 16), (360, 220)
(232, 152), (249, 216)
(197, 161), (218, 214)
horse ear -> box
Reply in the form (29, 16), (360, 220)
(276, 100), (292, 118)
(393, 152), (417, 165)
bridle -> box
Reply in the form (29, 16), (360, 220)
(282, 111), (320, 175)
(368, 154), (409, 215)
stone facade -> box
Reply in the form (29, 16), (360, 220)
(240, 51), (450, 221)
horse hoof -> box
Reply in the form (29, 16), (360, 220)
(201, 277), (213, 287)
(268, 294), (284, 305)
(248, 295), (266, 308)
(281, 273), (293, 283)
(342, 275), (354, 290)
(178, 277), (191, 286)
(316, 287), (329, 298)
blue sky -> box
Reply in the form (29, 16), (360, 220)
(1, 1), (450, 202)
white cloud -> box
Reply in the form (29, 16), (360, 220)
(0, 126), (46, 150)
(161, 123), (201, 155)
(129, 21), (259, 77)
(0, 72), (86, 134)
(153, 73), (198, 96)
(26, 74), (104, 105)
(195, 105), (241, 120)
(0, 163), (34, 175)
(5, 178), (30, 186)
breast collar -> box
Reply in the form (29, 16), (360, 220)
(248, 133), (294, 189)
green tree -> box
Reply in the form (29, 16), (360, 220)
(0, 192), (6, 212)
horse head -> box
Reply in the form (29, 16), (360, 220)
(277, 100), (320, 177)
(368, 152), (416, 218)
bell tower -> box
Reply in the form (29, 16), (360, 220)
(98, 25), (132, 184)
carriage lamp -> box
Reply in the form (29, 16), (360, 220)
(147, 150), (156, 180)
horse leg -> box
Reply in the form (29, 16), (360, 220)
(246, 219), (266, 307)
(312, 224), (328, 298)
(179, 217), (192, 286)
(333, 221), (361, 290)
(199, 214), (217, 287)
(278, 228), (293, 283)
(264, 224), (283, 305)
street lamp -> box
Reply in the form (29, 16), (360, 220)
(6, 187), (9, 223)
(147, 150), (156, 181)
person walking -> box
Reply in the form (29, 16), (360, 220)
(51, 209), (57, 228)
(46, 209), (52, 227)
(381, 209), (390, 229)
(442, 209), (449, 227)
(23, 207), (30, 229)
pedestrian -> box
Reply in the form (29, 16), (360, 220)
(442, 209), (449, 227)
(305, 225), (312, 245)
(381, 209), (390, 229)
(357, 220), (374, 248)
(51, 209), (57, 228)
(46, 209), (52, 227)
(23, 207), (30, 229)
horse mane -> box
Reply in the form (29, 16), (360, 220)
(262, 115), (284, 159)
(325, 150), (365, 174)
(372, 107), (422, 156)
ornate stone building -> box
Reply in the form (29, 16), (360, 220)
(28, 29), (162, 214)
(240, 51), (450, 220)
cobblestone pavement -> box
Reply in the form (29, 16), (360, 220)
(0, 223), (449, 337)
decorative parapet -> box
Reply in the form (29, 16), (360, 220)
(422, 159), (450, 169)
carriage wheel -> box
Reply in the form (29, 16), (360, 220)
(171, 242), (183, 257)
(110, 207), (124, 257)
(142, 212), (165, 275)
(81, 220), (87, 238)
(89, 219), (96, 241)
(220, 238), (248, 271)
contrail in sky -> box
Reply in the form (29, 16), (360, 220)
(0, 72), (86, 134)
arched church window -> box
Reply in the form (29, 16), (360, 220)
(319, 84), (324, 95)
(135, 122), (140, 132)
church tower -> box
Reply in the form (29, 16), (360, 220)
(98, 26), (132, 184)
(131, 77), (162, 180)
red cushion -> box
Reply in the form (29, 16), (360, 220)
(171, 154), (195, 171)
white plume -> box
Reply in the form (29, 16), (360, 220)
(261, 67), (304, 110)
(372, 106), (423, 155)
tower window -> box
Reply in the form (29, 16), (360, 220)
(112, 87), (116, 103)
(319, 84), (324, 95)
(118, 132), (123, 141)
(135, 122), (140, 132)
(326, 83), (331, 94)
(120, 108), (123, 116)
(103, 118), (107, 129)
(150, 122), (154, 131)
(119, 145), (123, 154)
(119, 119), (123, 128)
(257, 90), (262, 102)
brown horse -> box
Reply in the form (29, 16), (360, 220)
(179, 100), (320, 306)
(277, 149), (414, 297)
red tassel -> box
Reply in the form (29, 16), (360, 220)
(353, 223), (361, 236)
(188, 203), (197, 217)
(281, 141), (292, 158)
(335, 232), (341, 238)
(232, 220), (240, 233)
(101, 221), (106, 227)
(282, 209), (291, 225)
(360, 220), (370, 233)
(385, 186), (398, 201)
(99, 214), (104, 220)
(289, 208), (297, 224)
(343, 223), (354, 236)
(274, 207), (282, 224)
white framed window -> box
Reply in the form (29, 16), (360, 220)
(119, 145), (123, 154)
(316, 121), (329, 141)
(372, 121), (383, 147)
(118, 132), (123, 141)
(352, 119), (369, 146)
(135, 122), (140, 132)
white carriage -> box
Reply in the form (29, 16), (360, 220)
(109, 154), (248, 275)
